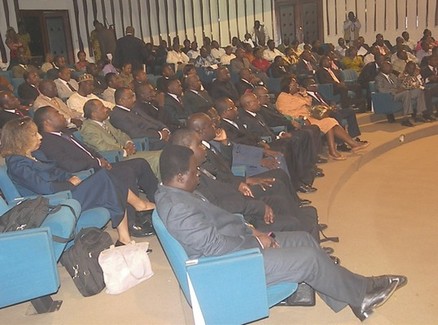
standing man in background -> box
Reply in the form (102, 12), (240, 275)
(113, 26), (146, 71)
(344, 12), (361, 45)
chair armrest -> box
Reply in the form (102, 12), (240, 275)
(0, 227), (60, 308)
(132, 137), (150, 151)
(186, 248), (269, 324)
(13, 190), (73, 205)
(100, 150), (124, 163)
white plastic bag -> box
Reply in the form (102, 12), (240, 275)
(98, 241), (153, 294)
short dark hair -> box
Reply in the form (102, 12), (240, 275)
(114, 87), (131, 104)
(169, 128), (197, 147)
(33, 106), (52, 132)
(160, 144), (194, 183)
(105, 72), (117, 85)
(83, 99), (101, 119)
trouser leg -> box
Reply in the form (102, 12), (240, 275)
(263, 231), (368, 312)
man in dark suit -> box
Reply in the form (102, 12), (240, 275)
(169, 128), (320, 239)
(182, 74), (214, 114)
(237, 93), (319, 192)
(113, 26), (146, 71)
(162, 78), (190, 131)
(17, 70), (40, 105)
(295, 50), (318, 82)
(110, 87), (169, 150)
(156, 144), (407, 322)
(420, 54), (438, 119)
(33, 106), (158, 237)
(209, 66), (240, 103)
(187, 112), (314, 206)
(316, 55), (364, 110)
(0, 91), (26, 128)
(133, 82), (167, 122)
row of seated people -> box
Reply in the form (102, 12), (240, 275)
(0, 56), (408, 322)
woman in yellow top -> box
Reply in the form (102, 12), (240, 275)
(276, 75), (369, 160)
(342, 47), (364, 74)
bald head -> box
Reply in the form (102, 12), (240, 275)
(38, 79), (58, 98)
(187, 112), (216, 141)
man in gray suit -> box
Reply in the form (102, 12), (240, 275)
(156, 144), (407, 321)
(375, 61), (427, 126)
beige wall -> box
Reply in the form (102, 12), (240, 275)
(1, 0), (438, 65)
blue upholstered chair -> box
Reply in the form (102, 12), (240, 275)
(152, 211), (298, 325)
(0, 164), (110, 251)
(10, 77), (24, 97)
(0, 195), (83, 313)
(0, 227), (63, 313)
(369, 81), (403, 115)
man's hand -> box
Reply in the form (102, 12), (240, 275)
(246, 177), (275, 191)
(98, 158), (112, 170)
(255, 233), (279, 249)
(263, 148), (282, 158)
(159, 129), (171, 141)
(71, 118), (83, 128)
(238, 182), (254, 197)
(260, 157), (279, 169)
(263, 204), (275, 224)
(279, 132), (292, 139)
(68, 176), (82, 186)
(213, 128), (228, 143)
(124, 142), (136, 155)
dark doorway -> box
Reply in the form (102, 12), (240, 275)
(19, 10), (74, 65)
(275, 0), (323, 44)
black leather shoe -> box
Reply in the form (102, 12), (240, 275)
(337, 143), (351, 152)
(414, 116), (426, 123)
(351, 276), (400, 321)
(387, 114), (396, 123)
(317, 156), (328, 164)
(129, 222), (155, 237)
(401, 119), (414, 127)
(136, 209), (154, 225)
(423, 114), (436, 121)
(330, 255), (340, 265)
(299, 199), (312, 207)
(314, 170), (325, 178)
(368, 275), (408, 292)
(297, 184), (317, 193)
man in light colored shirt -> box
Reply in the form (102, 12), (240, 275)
(67, 74), (114, 116)
(220, 46), (236, 66)
(210, 40), (225, 60)
(54, 66), (79, 100)
(166, 43), (190, 71)
(263, 40), (285, 62)
(101, 72), (122, 104)
(33, 79), (82, 128)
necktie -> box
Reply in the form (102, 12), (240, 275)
(102, 122), (118, 142)
(66, 82), (76, 92)
(328, 69), (340, 83)
(60, 133), (95, 159)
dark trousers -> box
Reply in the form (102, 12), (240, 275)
(330, 107), (361, 138)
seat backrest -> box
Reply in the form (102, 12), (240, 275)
(368, 81), (377, 93)
(341, 69), (358, 83)
(152, 210), (191, 302)
(0, 164), (23, 204)
(0, 227), (60, 308)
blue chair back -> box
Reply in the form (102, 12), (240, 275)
(152, 210), (298, 324)
(0, 227), (60, 308)
(0, 165), (23, 203)
(341, 69), (358, 83)
(73, 131), (123, 163)
(11, 78), (24, 97)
